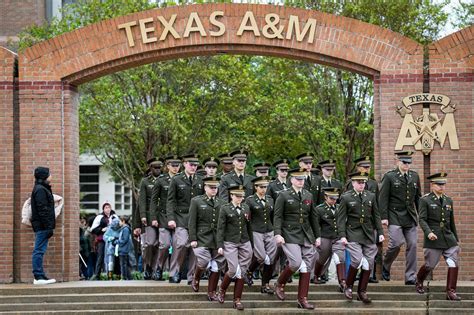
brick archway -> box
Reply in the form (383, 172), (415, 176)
(1, 3), (472, 283)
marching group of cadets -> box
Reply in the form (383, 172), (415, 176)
(135, 149), (461, 310)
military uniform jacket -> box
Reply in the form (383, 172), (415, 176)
(379, 168), (421, 227)
(216, 202), (253, 249)
(246, 194), (274, 233)
(317, 177), (343, 205)
(418, 192), (458, 249)
(219, 171), (255, 202)
(274, 188), (318, 245)
(344, 178), (379, 198)
(266, 178), (289, 202)
(337, 189), (383, 245)
(166, 173), (204, 228)
(139, 175), (159, 223)
(304, 174), (321, 204)
(314, 202), (340, 240)
(149, 173), (172, 227)
(188, 195), (225, 249)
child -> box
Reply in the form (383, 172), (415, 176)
(104, 217), (121, 279)
(118, 215), (134, 280)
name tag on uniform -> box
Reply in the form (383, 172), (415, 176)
(164, 186), (169, 189)
(148, 185), (154, 189)
(178, 184), (186, 189)
(199, 205), (207, 209)
(287, 199), (295, 204)
(430, 204), (437, 209)
(349, 201), (356, 206)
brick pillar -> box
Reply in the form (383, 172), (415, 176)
(427, 29), (474, 281)
(16, 81), (79, 282)
(0, 47), (16, 283)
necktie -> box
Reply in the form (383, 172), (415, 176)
(327, 180), (331, 187)
(236, 206), (241, 214)
(358, 193), (363, 202)
(404, 173), (408, 183)
(331, 206), (336, 214)
(307, 176), (311, 187)
(189, 175), (193, 186)
(210, 198), (214, 207)
(298, 191), (302, 200)
(439, 196), (443, 206)
(282, 182), (287, 189)
(239, 174), (244, 184)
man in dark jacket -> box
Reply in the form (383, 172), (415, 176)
(31, 166), (56, 285)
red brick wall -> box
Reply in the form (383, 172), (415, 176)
(0, 0), (45, 37)
(1, 4), (472, 283)
(0, 47), (16, 283)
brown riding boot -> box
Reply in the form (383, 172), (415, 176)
(207, 271), (220, 301)
(446, 267), (461, 301)
(344, 265), (358, 301)
(297, 272), (314, 309)
(357, 269), (372, 304)
(191, 267), (204, 292)
(274, 266), (294, 301)
(313, 261), (326, 284)
(261, 264), (275, 294)
(246, 257), (259, 286)
(336, 263), (346, 293)
(233, 278), (245, 310)
(217, 273), (232, 304)
(415, 265), (431, 294)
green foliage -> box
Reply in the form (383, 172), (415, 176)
(452, 1), (474, 29)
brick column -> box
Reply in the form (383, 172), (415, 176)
(16, 81), (79, 282)
(0, 47), (16, 283)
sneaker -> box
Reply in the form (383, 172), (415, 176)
(33, 276), (56, 285)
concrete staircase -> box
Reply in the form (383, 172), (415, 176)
(0, 280), (472, 314)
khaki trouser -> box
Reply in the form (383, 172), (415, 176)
(223, 241), (253, 278)
(282, 240), (317, 273)
(252, 231), (277, 264)
(423, 246), (460, 269)
(193, 247), (226, 270)
(169, 227), (195, 280)
(316, 237), (345, 267)
(383, 225), (417, 281)
(346, 241), (378, 270)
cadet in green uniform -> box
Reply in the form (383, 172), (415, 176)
(415, 173), (461, 301)
(338, 171), (384, 304)
(254, 162), (270, 177)
(219, 149), (255, 201)
(217, 152), (234, 177)
(245, 176), (277, 294)
(203, 157), (219, 177)
(313, 187), (346, 292)
(166, 154), (204, 283)
(274, 168), (318, 310)
(296, 152), (321, 205)
(189, 176), (226, 301)
(266, 159), (290, 201)
(316, 159), (343, 205)
(138, 157), (163, 280)
(149, 155), (181, 280)
(345, 156), (381, 283)
(379, 151), (421, 284)
(217, 185), (253, 310)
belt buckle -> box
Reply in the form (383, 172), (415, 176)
(360, 218), (364, 224)
(299, 218), (304, 224)
(440, 222), (444, 228)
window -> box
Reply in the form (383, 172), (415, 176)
(79, 165), (99, 211)
(115, 182), (132, 213)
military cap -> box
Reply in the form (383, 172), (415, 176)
(203, 157), (219, 167)
(288, 167), (308, 179)
(349, 171), (369, 181)
(273, 159), (290, 170)
(230, 148), (248, 160)
(395, 150), (414, 163)
(218, 152), (234, 164)
(228, 184), (246, 196)
(427, 172), (448, 184)
(251, 176), (272, 186)
(164, 154), (181, 163)
(318, 159), (336, 169)
(203, 176), (221, 186)
(322, 187), (340, 197)
(253, 162), (270, 171)
(181, 153), (200, 163)
(354, 156), (372, 167)
(295, 152), (315, 163)
(196, 166), (207, 176)
(149, 158), (164, 167)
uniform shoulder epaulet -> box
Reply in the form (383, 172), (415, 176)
(158, 173), (167, 178)
(422, 193), (431, 198)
